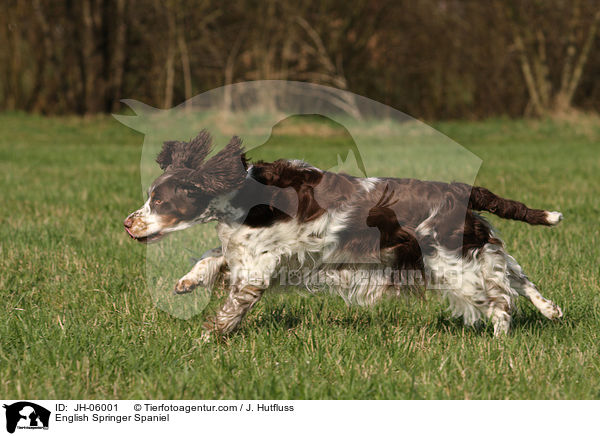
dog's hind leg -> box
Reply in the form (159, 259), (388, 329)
(487, 304), (512, 336)
(174, 247), (226, 294)
(505, 253), (563, 320)
(478, 244), (522, 336)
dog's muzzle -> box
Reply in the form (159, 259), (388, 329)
(123, 213), (164, 243)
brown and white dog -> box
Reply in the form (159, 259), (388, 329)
(124, 131), (563, 336)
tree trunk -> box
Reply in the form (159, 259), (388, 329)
(163, 5), (176, 109)
(223, 30), (244, 114)
(81, 0), (104, 114)
(177, 30), (193, 111)
(110, 0), (127, 112)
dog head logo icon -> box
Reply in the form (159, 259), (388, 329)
(3, 402), (50, 434)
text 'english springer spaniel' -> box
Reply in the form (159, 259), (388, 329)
(124, 130), (563, 337)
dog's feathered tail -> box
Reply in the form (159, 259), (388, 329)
(465, 184), (563, 226)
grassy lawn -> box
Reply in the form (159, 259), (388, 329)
(1, 112), (599, 399)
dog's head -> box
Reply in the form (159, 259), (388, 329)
(124, 130), (247, 243)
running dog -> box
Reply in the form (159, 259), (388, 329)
(124, 131), (563, 336)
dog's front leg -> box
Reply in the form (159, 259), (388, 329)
(203, 253), (277, 335)
(203, 283), (265, 335)
(174, 247), (226, 294)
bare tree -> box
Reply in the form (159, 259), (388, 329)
(295, 16), (362, 118)
(81, 0), (105, 114)
(110, 0), (127, 112)
(502, 0), (600, 115)
(163, 1), (177, 109)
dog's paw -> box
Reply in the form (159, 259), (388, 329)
(173, 278), (199, 294)
(548, 302), (563, 320)
(202, 316), (218, 332)
(540, 300), (563, 320)
(199, 330), (212, 343)
(200, 317), (229, 342)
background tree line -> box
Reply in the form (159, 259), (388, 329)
(1, 0), (599, 119)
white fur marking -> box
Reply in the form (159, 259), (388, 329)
(545, 211), (563, 226)
(359, 177), (379, 193)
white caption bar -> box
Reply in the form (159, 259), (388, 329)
(0, 400), (594, 436)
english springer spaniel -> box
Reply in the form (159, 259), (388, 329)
(124, 131), (563, 336)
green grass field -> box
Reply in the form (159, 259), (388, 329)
(1, 113), (599, 399)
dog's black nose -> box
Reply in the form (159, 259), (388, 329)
(123, 217), (133, 228)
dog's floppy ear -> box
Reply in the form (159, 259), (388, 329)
(156, 130), (213, 170)
(188, 136), (247, 194)
(179, 130), (213, 168)
(156, 140), (181, 170)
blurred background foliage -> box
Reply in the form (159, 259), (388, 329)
(1, 0), (599, 119)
